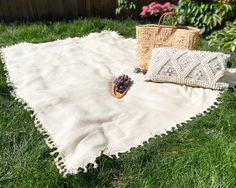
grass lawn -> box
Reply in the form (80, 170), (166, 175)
(1, 18), (236, 188)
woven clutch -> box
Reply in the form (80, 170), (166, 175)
(145, 47), (230, 90)
(136, 12), (200, 71)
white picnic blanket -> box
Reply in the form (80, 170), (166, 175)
(1, 31), (235, 176)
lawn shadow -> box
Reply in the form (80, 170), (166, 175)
(62, 154), (124, 188)
(0, 84), (13, 99)
(63, 126), (186, 187)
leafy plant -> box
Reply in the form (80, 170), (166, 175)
(116, 0), (136, 15)
(218, 0), (236, 3)
(174, 0), (234, 34)
(207, 20), (236, 52)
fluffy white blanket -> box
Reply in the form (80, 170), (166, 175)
(1, 31), (235, 176)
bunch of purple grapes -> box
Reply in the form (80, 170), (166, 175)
(114, 74), (132, 94)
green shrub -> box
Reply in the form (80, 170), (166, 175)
(207, 20), (236, 52)
(116, 0), (136, 15)
(174, 0), (234, 34)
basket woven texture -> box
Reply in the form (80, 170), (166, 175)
(136, 12), (200, 71)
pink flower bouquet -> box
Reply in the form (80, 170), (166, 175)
(140, 2), (173, 18)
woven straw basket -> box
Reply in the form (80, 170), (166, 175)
(136, 12), (200, 71)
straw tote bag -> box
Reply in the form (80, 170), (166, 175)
(136, 12), (200, 71)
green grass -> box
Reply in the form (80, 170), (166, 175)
(0, 18), (236, 188)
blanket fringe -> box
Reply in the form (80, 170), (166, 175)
(0, 48), (70, 177)
(114, 93), (222, 158)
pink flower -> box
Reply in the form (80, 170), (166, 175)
(151, 3), (162, 9)
(140, 6), (149, 17)
(162, 2), (171, 12)
(142, 5), (149, 12)
(140, 1), (174, 18)
(149, 2), (158, 9)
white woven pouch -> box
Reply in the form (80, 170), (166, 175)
(145, 47), (230, 90)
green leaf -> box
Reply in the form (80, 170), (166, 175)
(208, 20), (236, 51)
(231, 45), (236, 52)
(174, 0), (234, 34)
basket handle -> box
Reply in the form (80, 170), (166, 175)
(157, 12), (176, 34)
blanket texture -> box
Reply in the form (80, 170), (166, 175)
(1, 31), (234, 176)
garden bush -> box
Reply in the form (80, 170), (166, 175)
(174, 0), (234, 34)
(116, 0), (136, 15)
(207, 20), (236, 52)
(116, 0), (178, 16)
